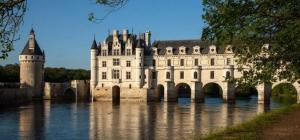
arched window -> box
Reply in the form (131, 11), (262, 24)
(194, 72), (198, 79)
(226, 71), (231, 79)
(166, 72), (171, 79)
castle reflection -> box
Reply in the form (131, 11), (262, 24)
(13, 98), (276, 140)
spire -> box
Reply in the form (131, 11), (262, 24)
(20, 29), (43, 55)
(90, 38), (97, 50)
(30, 28), (35, 35)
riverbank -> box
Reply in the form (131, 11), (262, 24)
(0, 88), (31, 108)
(195, 103), (300, 140)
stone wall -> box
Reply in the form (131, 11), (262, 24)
(93, 87), (148, 102)
(0, 88), (31, 106)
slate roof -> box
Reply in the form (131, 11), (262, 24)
(90, 39), (97, 49)
(20, 39), (44, 55)
(152, 39), (224, 55)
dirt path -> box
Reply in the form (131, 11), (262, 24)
(259, 108), (300, 140)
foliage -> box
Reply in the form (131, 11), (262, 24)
(0, 0), (26, 59)
(202, 0), (300, 87)
(194, 103), (300, 140)
(272, 83), (297, 97)
(0, 64), (90, 82)
(0, 63), (20, 82)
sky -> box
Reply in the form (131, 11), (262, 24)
(1, 0), (205, 69)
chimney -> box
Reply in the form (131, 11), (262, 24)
(113, 30), (119, 42)
(123, 29), (128, 41)
(145, 30), (151, 46)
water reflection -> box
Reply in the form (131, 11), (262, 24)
(0, 97), (287, 140)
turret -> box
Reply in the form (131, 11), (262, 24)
(135, 39), (144, 87)
(19, 29), (45, 98)
(90, 38), (98, 98)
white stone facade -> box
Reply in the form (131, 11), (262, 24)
(90, 29), (300, 103)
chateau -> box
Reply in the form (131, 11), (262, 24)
(90, 29), (244, 103)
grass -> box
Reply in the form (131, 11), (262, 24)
(193, 103), (300, 140)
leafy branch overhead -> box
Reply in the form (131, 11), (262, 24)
(89, 0), (128, 22)
(202, 0), (300, 86)
(0, 0), (26, 59)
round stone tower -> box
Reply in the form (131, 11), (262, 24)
(90, 38), (98, 99)
(19, 29), (45, 98)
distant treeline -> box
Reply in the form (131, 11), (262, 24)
(0, 64), (90, 83)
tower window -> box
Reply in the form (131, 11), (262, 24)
(102, 72), (107, 79)
(180, 59), (184, 66)
(152, 71), (157, 79)
(167, 59), (171, 66)
(102, 61), (107, 67)
(211, 58), (215, 66)
(180, 71), (184, 79)
(194, 59), (198, 66)
(129, 84), (132, 89)
(210, 71), (214, 79)
(166, 72), (171, 79)
(113, 59), (120, 66)
(194, 72), (198, 79)
(227, 58), (231, 65)
(152, 59), (156, 66)
(112, 70), (120, 79)
(126, 49), (131, 55)
(126, 72), (131, 79)
(226, 71), (230, 79)
(126, 61), (131, 67)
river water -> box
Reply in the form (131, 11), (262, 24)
(0, 96), (288, 140)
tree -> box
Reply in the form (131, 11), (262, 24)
(202, 0), (300, 86)
(0, 0), (127, 59)
(0, 0), (26, 59)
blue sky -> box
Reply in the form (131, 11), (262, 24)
(1, 0), (205, 69)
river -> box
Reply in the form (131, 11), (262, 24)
(0, 96), (289, 140)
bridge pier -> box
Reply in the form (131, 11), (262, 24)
(191, 82), (204, 103)
(222, 81), (235, 103)
(257, 83), (272, 104)
(164, 82), (176, 102)
(293, 82), (300, 103)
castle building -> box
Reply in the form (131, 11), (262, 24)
(90, 29), (242, 102)
(19, 29), (45, 98)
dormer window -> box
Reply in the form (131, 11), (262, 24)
(166, 47), (173, 55)
(193, 46), (201, 54)
(152, 48), (158, 55)
(225, 45), (233, 53)
(209, 45), (217, 54)
(179, 46), (186, 55)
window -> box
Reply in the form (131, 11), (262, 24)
(112, 70), (120, 79)
(211, 58), (215, 66)
(126, 61), (131, 67)
(167, 59), (171, 66)
(126, 72), (131, 79)
(129, 84), (132, 89)
(194, 59), (198, 66)
(113, 59), (120, 66)
(194, 72), (198, 79)
(226, 71), (230, 79)
(180, 59), (184, 66)
(102, 50), (107, 56)
(102, 84), (104, 87)
(102, 61), (106, 67)
(152, 59), (156, 66)
(227, 58), (231, 65)
(180, 71), (184, 79)
(102, 72), (107, 79)
(113, 49), (120, 55)
(139, 53), (142, 56)
(166, 72), (171, 79)
(210, 71), (214, 79)
(126, 49), (131, 55)
(152, 71), (157, 79)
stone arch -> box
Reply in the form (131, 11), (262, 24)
(235, 86), (258, 98)
(112, 85), (120, 104)
(203, 82), (223, 98)
(175, 83), (191, 99)
(272, 82), (298, 103)
(63, 88), (76, 100)
(155, 84), (164, 101)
